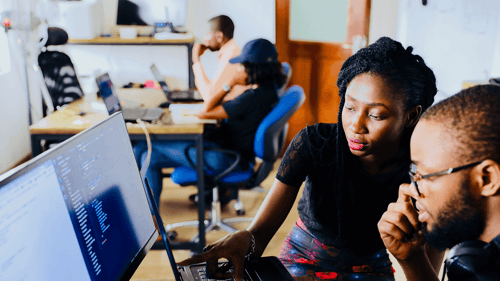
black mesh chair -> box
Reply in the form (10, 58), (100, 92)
(36, 27), (84, 116)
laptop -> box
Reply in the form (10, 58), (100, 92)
(145, 176), (294, 281)
(95, 73), (164, 122)
(0, 113), (158, 281)
(150, 64), (203, 102)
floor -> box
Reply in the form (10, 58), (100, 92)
(130, 161), (445, 281)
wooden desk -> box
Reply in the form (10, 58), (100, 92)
(67, 36), (195, 88)
(29, 89), (209, 253)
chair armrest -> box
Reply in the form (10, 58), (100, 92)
(183, 145), (242, 183)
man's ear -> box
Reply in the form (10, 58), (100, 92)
(215, 31), (224, 43)
(405, 105), (422, 128)
(474, 160), (500, 197)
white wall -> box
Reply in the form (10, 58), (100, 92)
(369, 0), (400, 44)
(0, 30), (32, 174)
(396, 0), (500, 102)
(0, 0), (42, 174)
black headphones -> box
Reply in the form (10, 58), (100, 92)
(445, 234), (500, 280)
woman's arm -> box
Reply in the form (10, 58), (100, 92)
(202, 64), (248, 113)
(177, 179), (300, 281)
(248, 179), (300, 256)
(197, 104), (228, 120)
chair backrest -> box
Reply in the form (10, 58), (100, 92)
(38, 51), (84, 111)
(277, 62), (292, 97)
(254, 85), (305, 160)
(250, 85), (305, 186)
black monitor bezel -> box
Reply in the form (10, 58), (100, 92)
(0, 113), (159, 281)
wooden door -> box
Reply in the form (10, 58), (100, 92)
(276, 0), (371, 145)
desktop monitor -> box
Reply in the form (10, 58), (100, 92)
(116, 0), (187, 27)
(0, 113), (158, 280)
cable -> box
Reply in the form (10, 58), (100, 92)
(137, 119), (152, 180)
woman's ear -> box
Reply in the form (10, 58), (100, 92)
(405, 105), (422, 128)
(474, 160), (500, 197)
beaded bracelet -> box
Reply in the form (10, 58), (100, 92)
(245, 233), (256, 261)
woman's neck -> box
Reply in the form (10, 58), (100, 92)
(357, 146), (407, 175)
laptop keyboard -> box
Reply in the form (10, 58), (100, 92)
(191, 264), (252, 281)
(123, 107), (164, 120)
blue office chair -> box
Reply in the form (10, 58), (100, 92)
(277, 62), (292, 97)
(166, 85), (305, 242)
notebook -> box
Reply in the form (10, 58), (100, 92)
(168, 103), (217, 124)
(150, 63), (203, 102)
(95, 73), (164, 122)
(0, 113), (158, 281)
(144, 178), (295, 281)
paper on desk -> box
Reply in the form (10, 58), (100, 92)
(169, 103), (216, 124)
(154, 32), (194, 40)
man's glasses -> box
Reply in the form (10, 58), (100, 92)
(408, 161), (484, 196)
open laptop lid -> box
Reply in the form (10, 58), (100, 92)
(143, 178), (183, 281)
(150, 64), (172, 98)
(96, 73), (122, 115)
(0, 113), (158, 281)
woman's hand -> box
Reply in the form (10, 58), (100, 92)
(377, 183), (425, 261)
(177, 230), (254, 281)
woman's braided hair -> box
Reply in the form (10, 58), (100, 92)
(333, 37), (437, 243)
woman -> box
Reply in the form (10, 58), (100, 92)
(133, 38), (287, 206)
(178, 37), (443, 281)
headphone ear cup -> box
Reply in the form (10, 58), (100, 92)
(446, 240), (491, 277)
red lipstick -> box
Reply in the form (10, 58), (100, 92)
(348, 138), (365, 150)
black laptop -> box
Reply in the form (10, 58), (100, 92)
(145, 173), (295, 281)
(150, 63), (203, 102)
(95, 72), (164, 122)
(0, 113), (158, 280)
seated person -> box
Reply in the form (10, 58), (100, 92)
(134, 38), (287, 206)
(176, 37), (442, 281)
(378, 84), (500, 280)
(193, 15), (242, 105)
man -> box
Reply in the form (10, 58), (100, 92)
(378, 84), (500, 280)
(192, 15), (245, 111)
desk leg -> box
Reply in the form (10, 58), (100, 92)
(31, 135), (43, 157)
(196, 134), (206, 253)
(188, 43), (195, 89)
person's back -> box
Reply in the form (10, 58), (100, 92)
(378, 84), (500, 281)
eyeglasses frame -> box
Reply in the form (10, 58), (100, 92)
(409, 160), (484, 196)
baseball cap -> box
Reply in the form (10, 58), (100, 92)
(229, 38), (278, 64)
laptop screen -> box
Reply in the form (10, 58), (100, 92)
(96, 73), (121, 115)
(150, 64), (171, 94)
(0, 113), (158, 281)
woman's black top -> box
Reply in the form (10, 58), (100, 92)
(276, 123), (410, 256)
(205, 85), (278, 164)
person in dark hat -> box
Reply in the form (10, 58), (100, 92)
(134, 38), (287, 207)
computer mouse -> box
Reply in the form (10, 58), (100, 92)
(159, 101), (171, 108)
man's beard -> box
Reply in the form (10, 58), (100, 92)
(422, 179), (485, 251)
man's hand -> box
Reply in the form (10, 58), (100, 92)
(378, 183), (425, 261)
(193, 43), (208, 64)
(177, 230), (254, 281)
